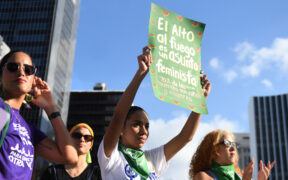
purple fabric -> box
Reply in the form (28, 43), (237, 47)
(0, 98), (47, 180)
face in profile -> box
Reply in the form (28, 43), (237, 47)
(121, 110), (150, 150)
(214, 134), (238, 165)
(1, 52), (35, 96)
(71, 127), (93, 155)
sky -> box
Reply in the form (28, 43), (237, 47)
(71, 0), (288, 179)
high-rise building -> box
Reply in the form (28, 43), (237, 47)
(234, 133), (250, 170)
(67, 83), (123, 165)
(249, 93), (288, 180)
(0, 0), (80, 137)
(0, 35), (10, 59)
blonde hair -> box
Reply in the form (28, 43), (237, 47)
(189, 129), (242, 179)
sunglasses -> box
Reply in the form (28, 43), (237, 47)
(219, 139), (239, 149)
(5, 62), (37, 75)
(71, 132), (93, 142)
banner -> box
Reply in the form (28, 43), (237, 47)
(149, 3), (208, 114)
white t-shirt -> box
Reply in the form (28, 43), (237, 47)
(97, 139), (168, 180)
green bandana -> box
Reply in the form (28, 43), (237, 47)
(118, 143), (150, 179)
(211, 162), (241, 180)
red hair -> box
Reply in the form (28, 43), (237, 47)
(189, 130), (242, 179)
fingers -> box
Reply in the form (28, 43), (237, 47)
(142, 46), (151, 55)
(259, 160), (264, 171)
(32, 77), (50, 97)
(201, 75), (211, 90)
(42, 80), (50, 91)
(201, 74), (208, 85)
(266, 160), (276, 175)
(243, 159), (254, 180)
(270, 161), (276, 169)
(138, 46), (152, 70)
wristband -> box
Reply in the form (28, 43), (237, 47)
(48, 112), (61, 121)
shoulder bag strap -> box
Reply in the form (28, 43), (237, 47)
(0, 101), (11, 148)
(206, 170), (218, 180)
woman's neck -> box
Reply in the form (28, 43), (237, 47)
(2, 92), (25, 109)
(214, 160), (232, 166)
(64, 154), (88, 177)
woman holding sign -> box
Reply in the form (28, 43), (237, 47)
(97, 46), (211, 179)
(189, 129), (275, 180)
(0, 51), (78, 180)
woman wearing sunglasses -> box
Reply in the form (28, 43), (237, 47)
(97, 46), (211, 179)
(41, 123), (100, 180)
(0, 51), (78, 180)
(189, 129), (275, 180)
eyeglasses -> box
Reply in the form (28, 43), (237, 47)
(219, 139), (239, 149)
(71, 132), (93, 142)
(5, 62), (37, 75)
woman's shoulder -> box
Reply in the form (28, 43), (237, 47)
(194, 171), (214, 180)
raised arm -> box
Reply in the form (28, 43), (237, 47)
(32, 77), (78, 164)
(103, 46), (152, 157)
(164, 72), (211, 161)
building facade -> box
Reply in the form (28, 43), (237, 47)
(249, 93), (288, 180)
(0, 0), (80, 137)
(0, 35), (10, 59)
(234, 133), (250, 170)
(67, 84), (123, 165)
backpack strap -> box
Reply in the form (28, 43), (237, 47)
(0, 100), (11, 148)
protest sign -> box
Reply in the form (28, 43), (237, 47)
(149, 3), (208, 114)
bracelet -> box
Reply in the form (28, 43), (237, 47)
(48, 111), (61, 121)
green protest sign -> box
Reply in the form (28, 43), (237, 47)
(149, 3), (208, 114)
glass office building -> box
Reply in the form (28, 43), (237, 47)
(249, 94), (288, 180)
(234, 133), (250, 170)
(0, 0), (80, 137)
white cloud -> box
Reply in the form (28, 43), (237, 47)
(261, 79), (273, 89)
(144, 113), (241, 180)
(240, 63), (260, 77)
(233, 41), (255, 61)
(223, 69), (238, 83)
(233, 38), (288, 77)
(209, 57), (220, 69)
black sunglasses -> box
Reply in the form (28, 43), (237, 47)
(5, 62), (37, 75)
(71, 132), (93, 142)
(219, 139), (239, 149)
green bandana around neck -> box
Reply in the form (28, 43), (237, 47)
(211, 162), (241, 180)
(118, 143), (150, 179)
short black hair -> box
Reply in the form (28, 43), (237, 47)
(124, 106), (147, 126)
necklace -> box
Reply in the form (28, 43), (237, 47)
(11, 108), (22, 123)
